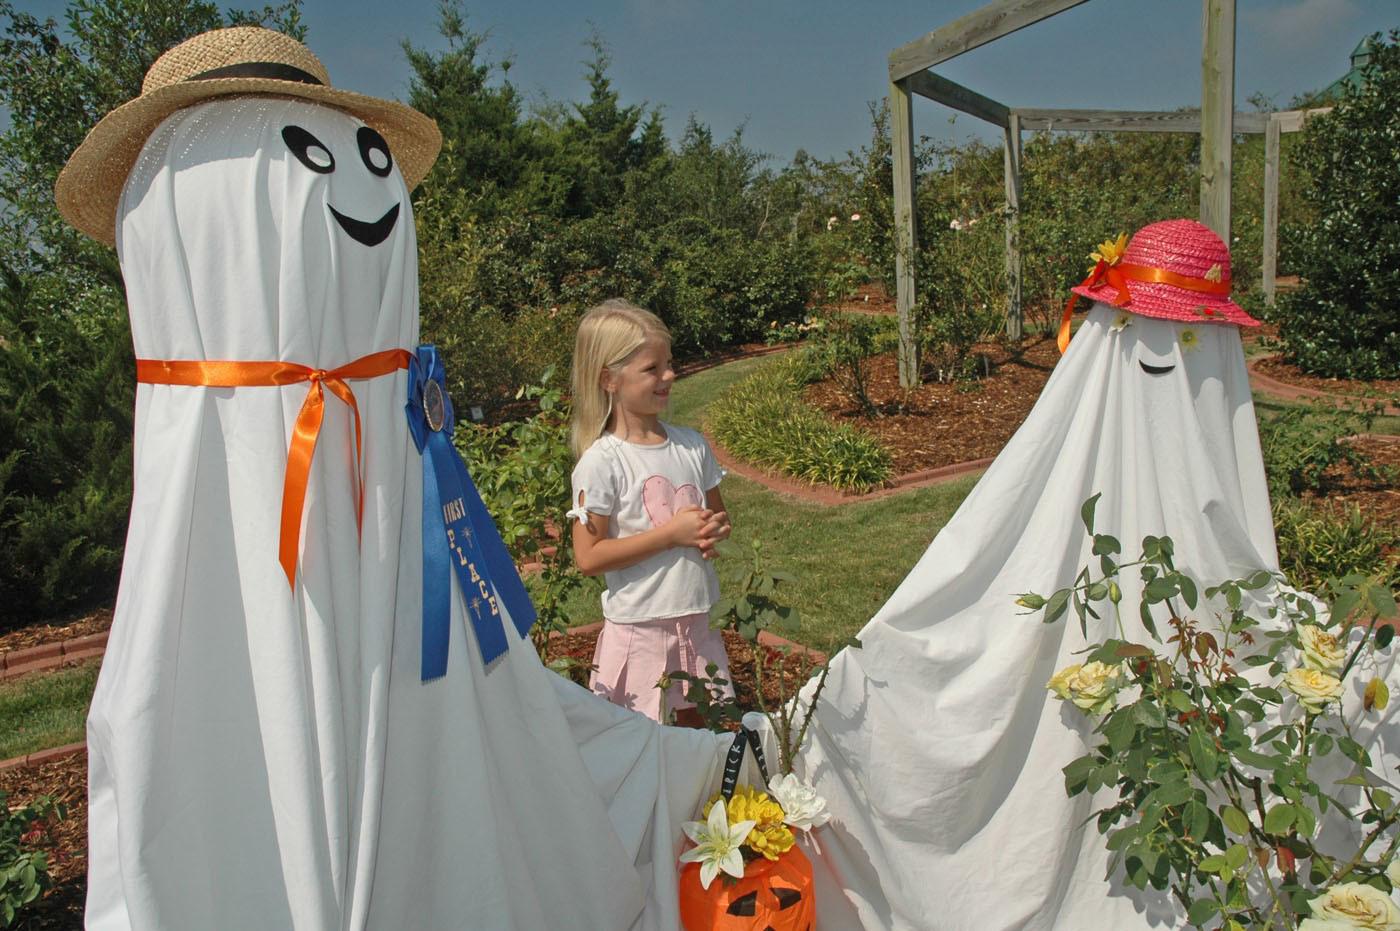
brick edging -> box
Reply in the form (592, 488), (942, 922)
(1248, 356), (1400, 416)
(0, 632), (108, 682)
(0, 741), (86, 774)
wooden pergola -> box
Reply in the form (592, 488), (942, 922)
(886, 0), (1325, 386)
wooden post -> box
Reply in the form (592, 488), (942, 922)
(1003, 112), (1023, 340)
(1262, 112), (1281, 304)
(891, 78), (919, 388)
(1200, 0), (1236, 239)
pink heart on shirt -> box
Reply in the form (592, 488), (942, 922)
(642, 475), (703, 527)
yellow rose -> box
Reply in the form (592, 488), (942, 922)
(1308, 882), (1400, 931)
(1299, 624), (1347, 673)
(1047, 661), (1123, 715)
(1387, 858), (1400, 887)
(1285, 668), (1345, 714)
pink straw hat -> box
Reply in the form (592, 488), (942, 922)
(1069, 218), (1260, 323)
(1068, 219), (1260, 328)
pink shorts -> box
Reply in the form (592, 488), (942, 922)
(589, 613), (734, 722)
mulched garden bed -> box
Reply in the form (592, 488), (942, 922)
(803, 334), (1061, 474)
(0, 609), (112, 656)
(1254, 354), (1400, 403)
(1, 752), (88, 930)
(1302, 434), (1400, 527)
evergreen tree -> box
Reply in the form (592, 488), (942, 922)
(401, 1), (551, 219)
(0, 1), (304, 624)
(1274, 30), (1400, 379)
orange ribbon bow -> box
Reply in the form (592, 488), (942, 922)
(136, 348), (412, 587)
(1058, 262), (1232, 353)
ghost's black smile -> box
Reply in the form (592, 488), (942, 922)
(1139, 360), (1176, 375)
(328, 203), (400, 247)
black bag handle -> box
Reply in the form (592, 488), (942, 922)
(720, 726), (772, 801)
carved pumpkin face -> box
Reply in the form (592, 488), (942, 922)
(679, 844), (815, 931)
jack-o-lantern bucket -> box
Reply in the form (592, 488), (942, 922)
(678, 843), (815, 931)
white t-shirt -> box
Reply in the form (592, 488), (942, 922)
(569, 423), (724, 622)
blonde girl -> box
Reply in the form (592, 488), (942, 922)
(568, 299), (733, 723)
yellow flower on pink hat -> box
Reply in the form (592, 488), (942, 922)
(1089, 232), (1129, 268)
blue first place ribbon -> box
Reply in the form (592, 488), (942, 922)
(406, 345), (536, 680)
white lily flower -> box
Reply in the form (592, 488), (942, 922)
(767, 773), (832, 832)
(680, 797), (757, 890)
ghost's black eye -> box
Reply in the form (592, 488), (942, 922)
(357, 127), (392, 177)
(282, 125), (334, 174)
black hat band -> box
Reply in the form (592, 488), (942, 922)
(186, 62), (323, 85)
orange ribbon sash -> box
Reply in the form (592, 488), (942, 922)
(1058, 262), (1232, 352)
(136, 348), (413, 587)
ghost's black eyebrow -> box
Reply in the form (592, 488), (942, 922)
(282, 125), (335, 174)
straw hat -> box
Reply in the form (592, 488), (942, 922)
(1070, 219), (1259, 327)
(55, 26), (442, 246)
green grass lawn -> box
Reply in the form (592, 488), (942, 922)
(0, 661), (98, 760)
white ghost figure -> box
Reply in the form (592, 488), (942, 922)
(88, 96), (734, 931)
(766, 302), (1397, 929)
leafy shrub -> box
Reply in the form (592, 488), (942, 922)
(1, 791), (61, 927)
(454, 370), (595, 661)
(1273, 498), (1400, 591)
(0, 267), (133, 628)
(1273, 31), (1400, 379)
(1026, 496), (1399, 929)
(812, 315), (882, 415)
(1257, 404), (1385, 500)
(707, 355), (892, 492)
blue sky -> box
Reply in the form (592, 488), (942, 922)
(7, 0), (1397, 163)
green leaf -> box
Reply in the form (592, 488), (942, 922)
(1294, 803), (1317, 838)
(1167, 690), (1194, 713)
(1189, 728), (1220, 779)
(1104, 711), (1136, 753)
(1179, 574), (1198, 610)
(1044, 589), (1070, 626)
(1183, 799), (1211, 841)
(1187, 898), (1219, 926)
(1263, 804), (1296, 834)
(1376, 624), (1395, 649)
(1220, 800), (1254, 828)
(1139, 600), (1159, 640)
(1081, 493), (1101, 534)
(1224, 841), (1250, 869)
(1063, 757), (1096, 795)
(1092, 533), (1121, 556)
(1197, 854), (1228, 871)
(1367, 585), (1398, 620)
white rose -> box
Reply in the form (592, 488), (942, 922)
(767, 773), (831, 832)
(1286, 667), (1346, 714)
(1387, 858), (1400, 888)
(1299, 624), (1347, 672)
(1308, 882), (1400, 931)
(1300, 920), (1366, 931)
(1047, 661), (1123, 715)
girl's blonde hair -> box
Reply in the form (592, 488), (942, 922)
(570, 298), (671, 458)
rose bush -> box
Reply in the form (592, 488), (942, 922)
(1024, 494), (1398, 930)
